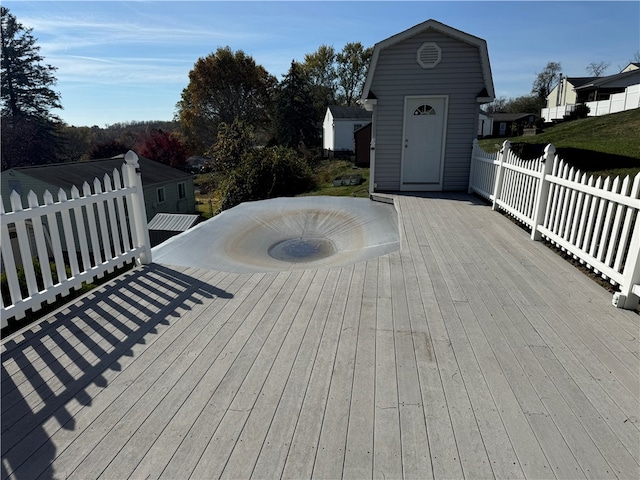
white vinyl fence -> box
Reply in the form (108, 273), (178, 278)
(469, 139), (640, 309)
(542, 85), (640, 122)
(585, 85), (640, 117)
(1, 151), (151, 328)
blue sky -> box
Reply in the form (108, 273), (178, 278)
(4, 1), (639, 127)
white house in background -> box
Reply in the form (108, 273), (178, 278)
(322, 105), (372, 157)
(542, 63), (640, 121)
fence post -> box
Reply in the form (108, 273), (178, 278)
(613, 215), (640, 309)
(531, 144), (556, 241)
(124, 150), (151, 265)
(491, 140), (509, 210)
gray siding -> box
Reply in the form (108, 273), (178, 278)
(144, 178), (196, 222)
(371, 30), (485, 191)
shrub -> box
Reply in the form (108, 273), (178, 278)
(568, 104), (590, 120)
(218, 146), (315, 211)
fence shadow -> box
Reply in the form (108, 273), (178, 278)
(1, 263), (232, 480)
(510, 143), (639, 171)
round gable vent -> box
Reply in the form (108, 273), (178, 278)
(417, 42), (441, 69)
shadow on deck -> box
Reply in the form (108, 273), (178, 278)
(1, 265), (232, 480)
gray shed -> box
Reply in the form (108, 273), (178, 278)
(361, 19), (494, 192)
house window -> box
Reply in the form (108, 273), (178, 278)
(414, 104), (436, 116)
(417, 42), (442, 69)
(178, 182), (186, 199)
(157, 187), (166, 204)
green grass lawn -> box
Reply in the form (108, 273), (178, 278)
(479, 109), (640, 177)
(301, 159), (370, 198)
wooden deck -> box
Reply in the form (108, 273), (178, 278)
(2, 193), (638, 480)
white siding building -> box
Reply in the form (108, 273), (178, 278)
(322, 106), (372, 157)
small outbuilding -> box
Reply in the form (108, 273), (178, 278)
(354, 122), (372, 167)
(489, 112), (539, 137)
(322, 105), (372, 158)
(148, 213), (200, 247)
(361, 19), (494, 192)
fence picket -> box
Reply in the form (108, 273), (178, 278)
(113, 168), (132, 253)
(1, 201), (22, 320)
(605, 175), (630, 269)
(104, 173), (122, 258)
(10, 192), (38, 298)
(27, 191), (54, 293)
(70, 185), (92, 273)
(43, 190), (69, 292)
(569, 172), (587, 246)
(600, 177), (620, 262)
(83, 181), (103, 268)
(589, 177), (611, 263)
(93, 177), (113, 270)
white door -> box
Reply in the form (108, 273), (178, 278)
(401, 96), (447, 190)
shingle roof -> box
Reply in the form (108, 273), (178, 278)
(327, 106), (372, 120)
(565, 77), (598, 88)
(573, 68), (640, 90)
(148, 213), (200, 232)
(362, 19), (495, 103)
(12, 153), (191, 189)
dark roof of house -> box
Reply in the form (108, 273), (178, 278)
(488, 113), (538, 122)
(328, 105), (372, 120)
(573, 68), (640, 90)
(12, 153), (191, 189)
(565, 77), (598, 88)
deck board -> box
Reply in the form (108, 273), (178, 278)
(2, 193), (638, 480)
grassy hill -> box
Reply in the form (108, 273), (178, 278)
(479, 108), (640, 177)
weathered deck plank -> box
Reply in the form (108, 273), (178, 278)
(2, 193), (638, 480)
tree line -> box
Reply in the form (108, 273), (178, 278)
(1, 6), (372, 171)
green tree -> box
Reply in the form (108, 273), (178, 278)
(176, 47), (277, 153)
(218, 146), (314, 211)
(336, 42), (373, 106)
(274, 61), (318, 148)
(86, 140), (130, 160)
(532, 61), (562, 101)
(302, 44), (338, 117)
(208, 118), (255, 172)
(1, 6), (62, 169)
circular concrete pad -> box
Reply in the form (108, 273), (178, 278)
(152, 196), (400, 273)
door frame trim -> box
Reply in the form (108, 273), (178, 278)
(400, 95), (449, 191)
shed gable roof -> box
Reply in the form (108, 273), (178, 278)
(361, 19), (495, 103)
(327, 105), (372, 120)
